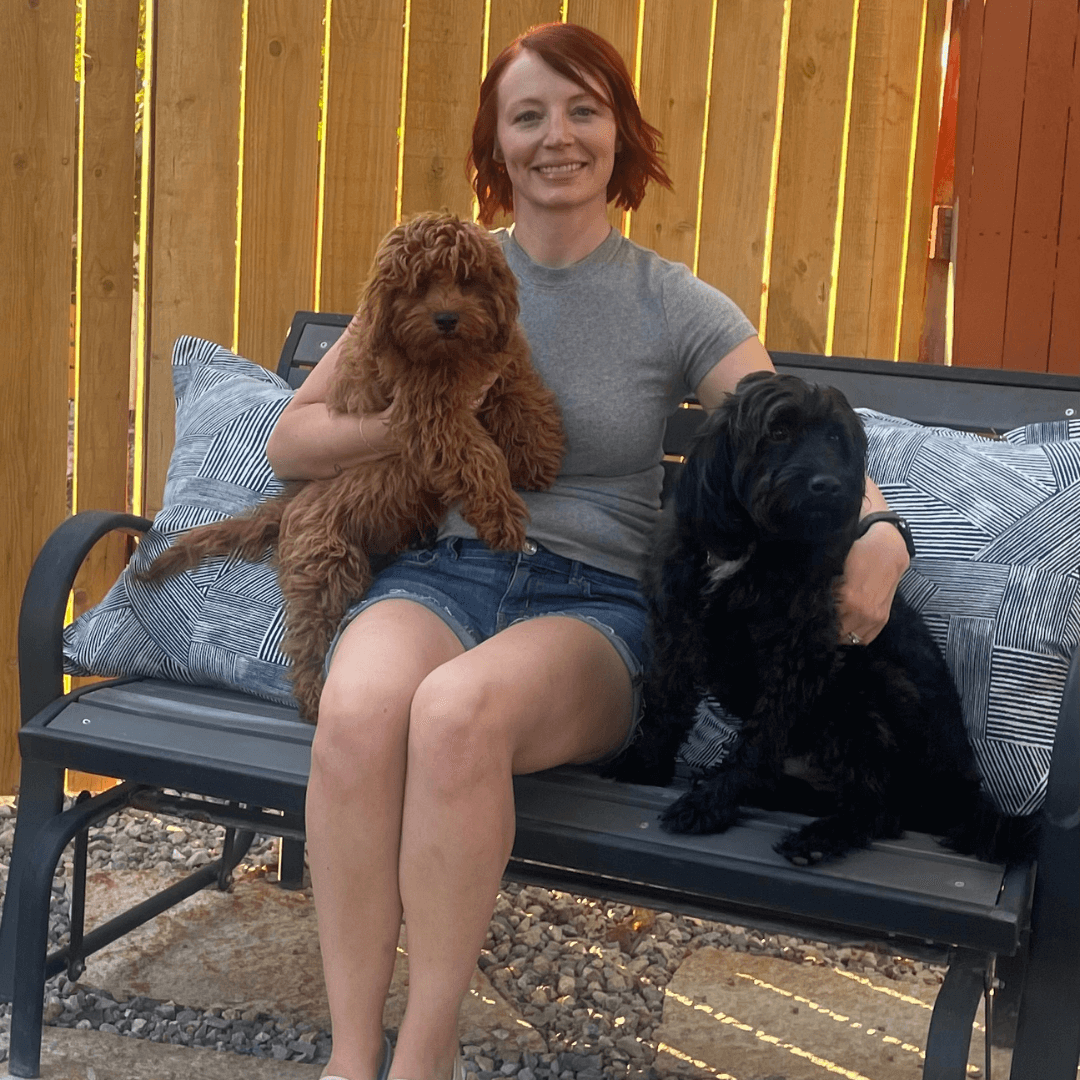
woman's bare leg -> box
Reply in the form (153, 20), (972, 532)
(387, 616), (634, 1080)
(309, 600), (464, 1080)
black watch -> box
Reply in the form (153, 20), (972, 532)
(857, 511), (916, 559)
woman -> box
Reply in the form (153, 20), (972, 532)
(266, 23), (910, 1080)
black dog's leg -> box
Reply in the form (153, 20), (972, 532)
(659, 734), (773, 834)
(774, 690), (904, 864)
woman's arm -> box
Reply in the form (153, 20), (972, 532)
(265, 323), (397, 480)
(694, 337), (909, 645)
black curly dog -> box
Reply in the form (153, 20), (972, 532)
(612, 371), (1035, 866)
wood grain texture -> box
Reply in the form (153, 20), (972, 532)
(832, 0), (925, 360)
(399, 0), (487, 221)
(0, 0), (77, 792)
(1001, 0), (1077, 372)
(697, 0), (786, 330)
(766, 0), (857, 353)
(1049, 13), (1080, 376)
(69, 0), (142, 791)
(484, 0), (564, 231)
(952, 0), (1032, 368)
(901, 0), (949, 363)
(629, 0), (714, 270)
(318, 0), (406, 314)
(144, 0), (243, 513)
(236, 1), (322, 368)
(564, 0), (639, 233)
(487, 0), (563, 60)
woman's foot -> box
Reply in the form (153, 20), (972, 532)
(321, 1029), (394, 1080)
(388, 1051), (465, 1080)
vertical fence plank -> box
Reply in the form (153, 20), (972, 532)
(563, 0), (640, 233)
(0, 0), (76, 792)
(74, 0), (140, 585)
(68, 0), (141, 794)
(952, 0), (1032, 369)
(899, 0), (949, 363)
(143, 0), (244, 513)
(236, 2), (322, 367)
(399, 0), (487, 221)
(1001, 0), (1077, 373)
(1049, 23), (1080, 376)
(765, 0), (857, 354)
(488, 0), (563, 59)
(484, 0), (564, 232)
(319, 0), (406, 315)
(630, 0), (714, 270)
(697, 0), (786, 329)
(563, 0), (637, 65)
(832, 0), (925, 360)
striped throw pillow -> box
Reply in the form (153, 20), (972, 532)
(63, 336), (296, 705)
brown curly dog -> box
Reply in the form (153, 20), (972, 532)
(139, 212), (564, 721)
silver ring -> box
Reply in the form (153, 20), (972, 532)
(848, 632), (862, 646)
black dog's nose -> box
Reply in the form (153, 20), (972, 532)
(808, 474), (842, 496)
(433, 311), (459, 333)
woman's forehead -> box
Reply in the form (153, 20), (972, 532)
(496, 50), (608, 107)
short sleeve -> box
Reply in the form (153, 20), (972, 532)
(661, 264), (759, 395)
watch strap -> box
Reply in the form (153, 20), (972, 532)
(857, 511), (917, 559)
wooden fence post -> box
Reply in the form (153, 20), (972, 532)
(0, 1), (77, 794)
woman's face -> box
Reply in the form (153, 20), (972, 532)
(493, 50), (619, 222)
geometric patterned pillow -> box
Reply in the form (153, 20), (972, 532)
(63, 336), (296, 706)
(679, 409), (1080, 817)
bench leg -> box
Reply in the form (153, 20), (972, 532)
(7, 781), (136, 1078)
(278, 836), (305, 889)
(1008, 822), (1080, 1079)
(922, 949), (988, 1080)
(0, 760), (67, 1003)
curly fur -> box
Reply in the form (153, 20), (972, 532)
(611, 371), (1036, 866)
(140, 213), (564, 721)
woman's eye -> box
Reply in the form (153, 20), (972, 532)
(514, 110), (539, 123)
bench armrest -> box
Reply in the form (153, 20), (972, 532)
(19, 511), (152, 724)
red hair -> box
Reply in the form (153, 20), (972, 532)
(469, 23), (672, 226)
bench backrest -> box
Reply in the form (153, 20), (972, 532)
(278, 311), (1080, 466)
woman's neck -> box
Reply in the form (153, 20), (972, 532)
(509, 205), (615, 268)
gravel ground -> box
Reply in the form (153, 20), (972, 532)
(0, 797), (945, 1077)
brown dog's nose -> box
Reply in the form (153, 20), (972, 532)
(434, 311), (459, 333)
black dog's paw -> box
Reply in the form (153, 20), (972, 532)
(774, 817), (869, 866)
(659, 787), (741, 834)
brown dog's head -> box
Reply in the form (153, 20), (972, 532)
(359, 212), (521, 388)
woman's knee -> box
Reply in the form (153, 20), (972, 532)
(407, 665), (513, 791)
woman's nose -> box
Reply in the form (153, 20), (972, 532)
(543, 109), (572, 144)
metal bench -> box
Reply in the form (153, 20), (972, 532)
(1, 311), (1077, 1079)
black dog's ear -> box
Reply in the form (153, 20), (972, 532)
(672, 410), (755, 561)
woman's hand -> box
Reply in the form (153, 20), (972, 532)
(834, 506), (910, 646)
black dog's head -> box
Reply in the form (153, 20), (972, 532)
(674, 371), (868, 561)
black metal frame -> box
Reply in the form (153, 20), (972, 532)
(0, 312), (1076, 1079)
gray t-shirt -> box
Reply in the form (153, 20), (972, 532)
(440, 227), (758, 580)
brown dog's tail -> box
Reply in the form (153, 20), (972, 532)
(136, 497), (287, 581)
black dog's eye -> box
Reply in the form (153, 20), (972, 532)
(767, 425), (788, 442)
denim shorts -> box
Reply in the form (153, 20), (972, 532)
(325, 537), (650, 751)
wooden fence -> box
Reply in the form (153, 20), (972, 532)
(1, 0), (955, 795)
(953, 0), (1080, 372)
